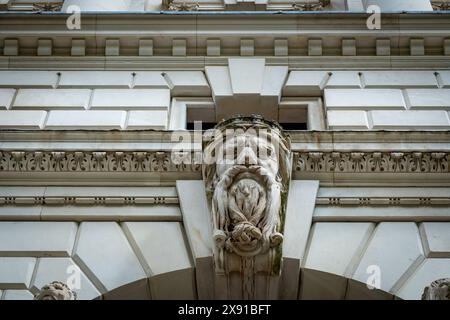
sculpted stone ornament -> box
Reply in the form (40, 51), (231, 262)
(422, 278), (450, 300)
(203, 116), (291, 299)
(34, 281), (77, 300)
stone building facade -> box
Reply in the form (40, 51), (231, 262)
(0, 0), (449, 300)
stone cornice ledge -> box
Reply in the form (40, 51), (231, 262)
(0, 130), (449, 185)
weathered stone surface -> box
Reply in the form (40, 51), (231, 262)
(91, 89), (170, 110)
(371, 110), (450, 129)
(0, 258), (36, 289)
(0, 111), (47, 129)
(73, 222), (146, 293)
(45, 110), (127, 129)
(13, 89), (91, 109)
(420, 223), (450, 258)
(327, 110), (369, 129)
(325, 89), (405, 109)
(0, 222), (77, 257)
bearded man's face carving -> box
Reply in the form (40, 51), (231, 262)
(203, 117), (291, 265)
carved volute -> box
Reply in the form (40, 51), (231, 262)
(203, 115), (292, 299)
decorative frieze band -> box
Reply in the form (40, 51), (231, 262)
(316, 197), (450, 206)
(0, 196), (179, 206)
(0, 151), (202, 173)
(294, 152), (449, 173)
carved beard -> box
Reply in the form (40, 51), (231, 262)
(212, 165), (283, 257)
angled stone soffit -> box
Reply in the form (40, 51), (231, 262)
(202, 116), (292, 299)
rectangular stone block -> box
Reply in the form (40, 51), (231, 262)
(139, 39), (153, 56)
(3, 39), (18, 56)
(0, 71), (57, 88)
(406, 89), (450, 109)
(105, 39), (120, 56)
(0, 258), (36, 290)
(0, 222), (77, 257)
(58, 71), (132, 88)
(45, 110), (127, 129)
(0, 89), (15, 110)
(327, 110), (369, 129)
(274, 39), (288, 56)
(37, 39), (52, 56)
(2, 290), (34, 300)
(206, 39), (220, 56)
(325, 71), (361, 88)
(283, 71), (328, 96)
(162, 71), (211, 96)
(71, 39), (86, 56)
(13, 89), (91, 109)
(376, 39), (391, 56)
(0, 110), (47, 129)
(173, 39), (186, 56)
(91, 89), (169, 110)
(240, 39), (254, 56)
(364, 71), (438, 88)
(371, 110), (450, 129)
(325, 89), (405, 109)
(420, 223), (450, 258)
(308, 39), (322, 56)
(126, 110), (168, 129)
(342, 39), (356, 56)
(439, 71), (450, 88)
(410, 38), (425, 56)
(133, 72), (168, 89)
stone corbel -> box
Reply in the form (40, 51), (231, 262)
(203, 115), (292, 299)
(34, 281), (77, 300)
(422, 278), (450, 300)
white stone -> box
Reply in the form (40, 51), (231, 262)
(305, 222), (375, 277)
(0, 89), (15, 109)
(229, 58), (265, 95)
(173, 39), (186, 56)
(133, 72), (168, 89)
(205, 66), (233, 97)
(62, 0), (146, 11)
(44, 186), (177, 198)
(0, 110), (47, 129)
(420, 223), (450, 258)
(162, 71), (211, 96)
(240, 39), (254, 56)
(176, 181), (214, 299)
(58, 71), (132, 88)
(327, 110), (369, 129)
(31, 258), (101, 300)
(342, 39), (356, 56)
(363, 71), (438, 88)
(376, 39), (391, 56)
(371, 110), (450, 129)
(438, 71), (450, 88)
(283, 71), (328, 96)
(41, 205), (180, 221)
(91, 89), (169, 110)
(73, 222), (146, 293)
(397, 259), (450, 300)
(0, 258), (36, 289)
(326, 71), (361, 89)
(122, 222), (192, 275)
(352, 223), (424, 293)
(139, 39), (153, 56)
(281, 181), (319, 299)
(308, 39), (322, 56)
(410, 39), (425, 56)
(0, 206), (42, 221)
(13, 89), (91, 109)
(105, 39), (120, 56)
(3, 39), (18, 56)
(0, 222), (77, 257)
(45, 110), (127, 129)
(261, 66), (289, 96)
(325, 89), (405, 109)
(314, 207), (450, 221)
(206, 39), (221, 56)
(37, 39), (52, 56)
(0, 71), (57, 88)
(347, 0), (364, 11)
(318, 187), (450, 198)
(406, 89), (450, 109)
(126, 110), (168, 129)
(71, 39), (86, 56)
(274, 39), (288, 56)
(2, 290), (34, 300)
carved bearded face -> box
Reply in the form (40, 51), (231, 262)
(204, 121), (290, 259)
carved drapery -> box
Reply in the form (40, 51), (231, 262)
(203, 116), (291, 299)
